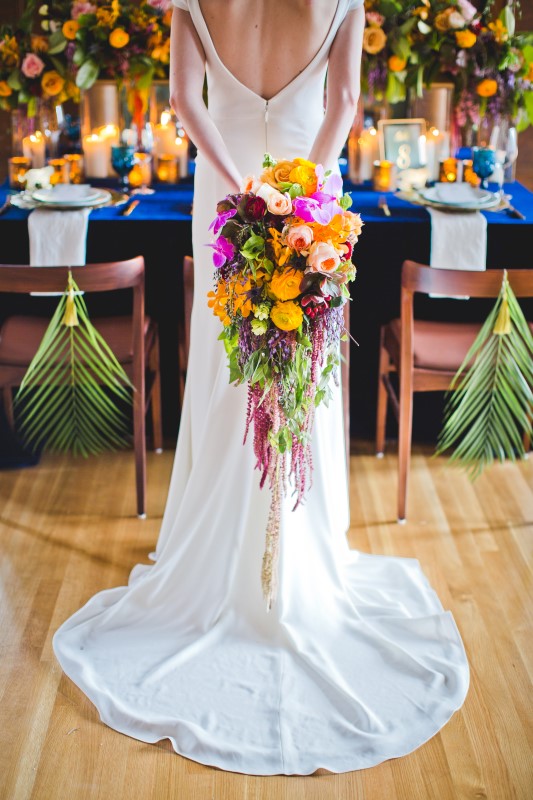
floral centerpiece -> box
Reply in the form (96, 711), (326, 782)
(362, 0), (533, 134)
(207, 155), (363, 608)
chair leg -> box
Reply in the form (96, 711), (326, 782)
(149, 332), (163, 453)
(3, 387), (15, 429)
(375, 328), (389, 458)
(397, 362), (414, 524)
(133, 386), (147, 519)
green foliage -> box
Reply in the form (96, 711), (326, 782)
(436, 274), (533, 478)
(14, 273), (134, 458)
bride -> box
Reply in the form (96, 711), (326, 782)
(53, 0), (469, 776)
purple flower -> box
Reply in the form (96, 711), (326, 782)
(209, 207), (237, 235)
(293, 194), (339, 225)
(207, 235), (235, 269)
(315, 165), (343, 196)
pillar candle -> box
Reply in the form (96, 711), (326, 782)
(96, 124), (120, 177)
(174, 136), (189, 178)
(83, 133), (109, 178)
(357, 127), (379, 182)
(22, 132), (46, 168)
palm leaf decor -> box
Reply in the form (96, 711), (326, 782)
(436, 270), (533, 478)
(14, 271), (134, 457)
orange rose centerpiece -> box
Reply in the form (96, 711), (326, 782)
(206, 154), (362, 608)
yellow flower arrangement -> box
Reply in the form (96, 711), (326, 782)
(476, 78), (498, 98)
(270, 300), (303, 332)
(41, 70), (65, 97)
(62, 20), (79, 41)
(270, 268), (302, 302)
(109, 28), (130, 48)
(455, 30), (476, 49)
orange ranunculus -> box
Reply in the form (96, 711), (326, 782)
(289, 165), (317, 196)
(109, 28), (130, 48)
(0, 80), (12, 97)
(207, 280), (231, 326)
(261, 159), (297, 189)
(455, 30), (476, 48)
(270, 268), (302, 301)
(41, 70), (65, 97)
(62, 20), (79, 40)
(476, 79), (498, 98)
(388, 55), (407, 72)
(31, 35), (49, 53)
(363, 26), (386, 55)
(270, 300), (303, 332)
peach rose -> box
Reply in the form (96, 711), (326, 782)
(363, 26), (386, 55)
(257, 183), (292, 215)
(286, 224), (313, 252)
(306, 242), (341, 274)
(261, 159), (296, 189)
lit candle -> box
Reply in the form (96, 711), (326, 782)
(22, 131), (46, 168)
(64, 154), (84, 184)
(439, 158), (458, 183)
(426, 128), (451, 182)
(96, 124), (120, 177)
(129, 152), (152, 188)
(372, 160), (396, 192)
(83, 133), (109, 178)
(174, 136), (188, 178)
(154, 110), (177, 157)
(156, 154), (178, 183)
(8, 156), (31, 189)
(357, 127), (379, 182)
(47, 158), (68, 185)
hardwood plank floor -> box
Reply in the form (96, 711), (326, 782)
(0, 444), (531, 800)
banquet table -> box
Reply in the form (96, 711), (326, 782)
(0, 179), (532, 442)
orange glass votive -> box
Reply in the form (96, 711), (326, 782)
(129, 152), (152, 188)
(8, 156), (31, 189)
(439, 158), (458, 183)
(64, 154), (84, 184)
(372, 160), (396, 192)
(48, 158), (69, 185)
(462, 159), (480, 187)
(156, 154), (178, 183)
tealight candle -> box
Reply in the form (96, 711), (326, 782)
(47, 158), (69, 185)
(8, 156), (31, 189)
(439, 157), (458, 183)
(372, 160), (396, 192)
(156, 154), (178, 183)
(22, 131), (46, 168)
(129, 152), (152, 188)
(83, 133), (109, 178)
(64, 154), (84, 184)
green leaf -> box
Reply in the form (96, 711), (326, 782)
(339, 193), (353, 210)
(47, 30), (67, 55)
(76, 59), (100, 90)
(7, 69), (22, 91)
(500, 6), (515, 37)
(241, 234), (265, 261)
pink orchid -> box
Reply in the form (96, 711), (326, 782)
(209, 207), (237, 236)
(206, 235), (235, 269)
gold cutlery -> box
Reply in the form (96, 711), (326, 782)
(378, 195), (391, 217)
(120, 198), (140, 216)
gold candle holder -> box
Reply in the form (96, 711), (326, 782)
(47, 158), (69, 185)
(462, 159), (480, 187)
(8, 156), (31, 189)
(129, 152), (152, 188)
(372, 160), (396, 192)
(64, 153), (84, 184)
(439, 157), (458, 183)
(156, 154), (178, 183)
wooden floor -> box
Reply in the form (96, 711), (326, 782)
(0, 443), (531, 800)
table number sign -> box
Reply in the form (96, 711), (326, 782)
(378, 119), (427, 172)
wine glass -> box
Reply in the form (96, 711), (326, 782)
(492, 123), (518, 201)
(111, 144), (137, 193)
(472, 146), (497, 190)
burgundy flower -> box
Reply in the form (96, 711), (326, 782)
(240, 194), (267, 222)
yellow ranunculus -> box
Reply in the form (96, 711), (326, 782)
(41, 70), (65, 97)
(270, 300), (303, 332)
(62, 20), (79, 40)
(388, 55), (407, 72)
(270, 268), (302, 302)
(0, 80), (12, 97)
(476, 79), (498, 98)
(363, 26), (386, 55)
(289, 165), (317, 195)
(109, 28), (130, 48)
(455, 30), (476, 49)
(488, 20), (508, 44)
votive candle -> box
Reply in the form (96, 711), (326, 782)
(439, 158), (458, 183)
(8, 156), (31, 189)
(129, 152), (152, 188)
(156, 154), (178, 183)
(48, 158), (69, 185)
(64, 154), (84, 184)
(372, 160), (396, 192)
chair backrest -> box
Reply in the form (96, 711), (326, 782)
(0, 257), (145, 294)
(401, 260), (533, 299)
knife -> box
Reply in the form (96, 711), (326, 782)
(505, 202), (525, 220)
(120, 198), (139, 217)
(0, 195), (12, 216)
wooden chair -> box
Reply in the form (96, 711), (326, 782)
(376, 261), (533, 523)
(0, 257), (162, 518)
(178, 256), (351, 465)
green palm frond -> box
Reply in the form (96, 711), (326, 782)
(436, 271), (533, 479)
(14, 271), (134, 457)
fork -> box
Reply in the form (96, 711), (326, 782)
(378, 195), (391, 217)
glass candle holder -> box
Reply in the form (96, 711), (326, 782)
(461, 159), (480, 188)
(372, 160), (396, 192)
(129, 152), (152, 189)
(439, 157), (458, 182)
(64, 154), (84, 184)
(47, 157), (69, 185)
(156, 154), (178, 183)
(8, 156), (31, 189)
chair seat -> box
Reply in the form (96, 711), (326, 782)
(0, 315), (151, 366)
(387, 318), (483, 372)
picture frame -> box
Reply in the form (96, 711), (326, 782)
(377, 118), (427, 172)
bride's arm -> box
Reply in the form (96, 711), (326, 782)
(307, 6), (365, 170)
(169, 9), (242, 192)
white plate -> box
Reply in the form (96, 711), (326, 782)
(31, 188), (112, 208)
(420, 184), (496, 207)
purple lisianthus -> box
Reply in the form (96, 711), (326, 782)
(207, 235), (235, 268)
(209, 207), (237, 235)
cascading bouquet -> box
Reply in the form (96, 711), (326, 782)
(207, 155), (363, 609)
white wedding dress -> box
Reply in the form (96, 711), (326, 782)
(53, 0), (469, 775)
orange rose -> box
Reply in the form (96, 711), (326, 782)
(0, 80), (12, 97)
(455, 30), (476, 48)
(363, 26), (386, 55)
(270, 268), (302, 301)
(109, 28), (130, 49)
(270, 300), (303, 332)
(41, 70), (65, 97)
(476, 79), (498, 98)
(62, 20), (79, 40)
(286, 223), (313, 252)
(388, 55), (407, 72)
(261, 159), (297, 189)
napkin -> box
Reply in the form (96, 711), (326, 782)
(433, 183), (483, 205)
(428, 207), (487, 299)
(29, 207), (91, 296)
